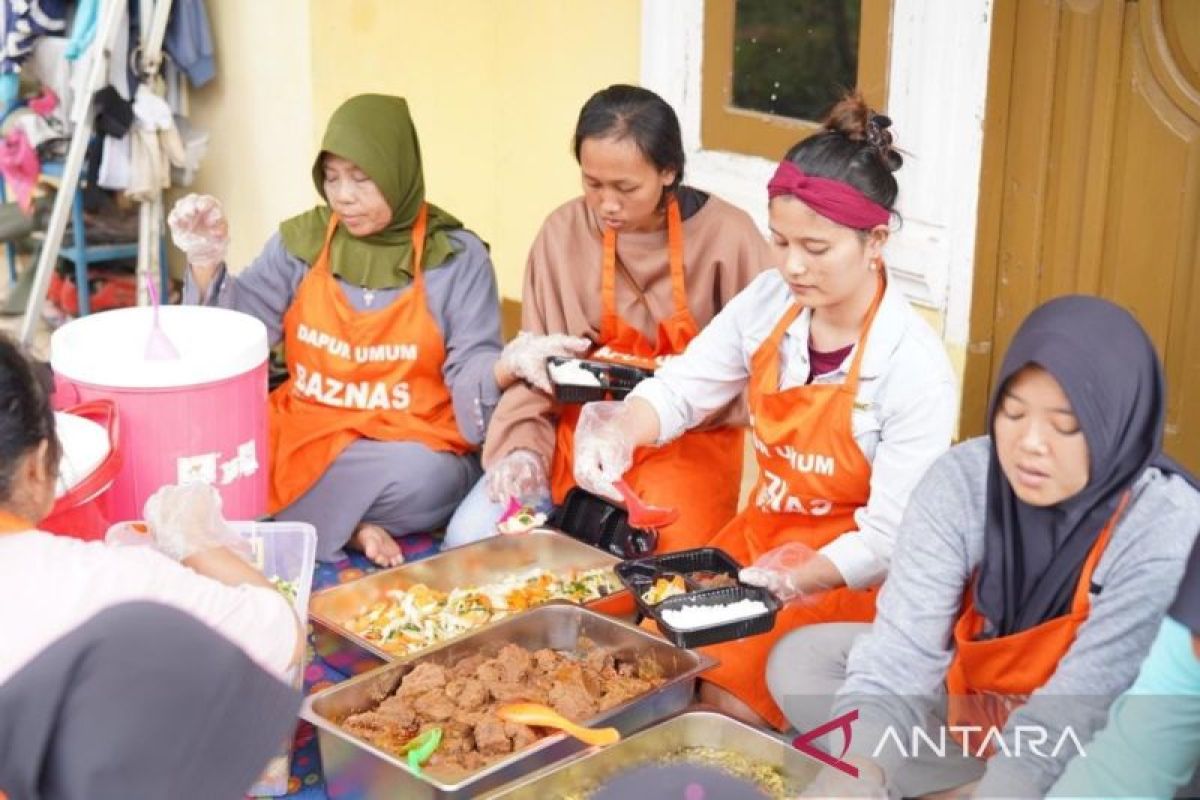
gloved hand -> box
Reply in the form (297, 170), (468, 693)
(497, 331), (591, 393)
(739, 542), (821, 603)
(486, 449), (550, 506)
(573, 401), (637, 503)
(144, 482), (249, 562)
(167, 193), (229, 272)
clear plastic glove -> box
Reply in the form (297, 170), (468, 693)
(573, 401), (637, 503)
(486, 449), (550, 506)
(739, 542), (821, 603)
(497, 331), (590, 393)
(144, 482), (249, 562)
(167, 193), (229, 271)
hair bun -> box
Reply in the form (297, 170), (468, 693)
(822, 92), (903, 173)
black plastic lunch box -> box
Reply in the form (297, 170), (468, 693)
(545, 356), (654, 403)
(615, 547), (781, 648)
(549, 487), (658, 559)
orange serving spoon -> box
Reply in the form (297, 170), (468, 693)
(614, 479), (680, 531)
(496, 703), (621, 747)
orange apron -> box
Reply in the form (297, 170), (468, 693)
(549, 196), (744, 553)
(0, 510), (32, 533)
(267, 206), (471, 513)
(945, 492), (1131, 751)
(699, 274), (886, 730)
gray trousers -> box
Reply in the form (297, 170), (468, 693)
(0, 602), (301, 800)
(767, 622), (986, 798)
(275, 438), (482, 561)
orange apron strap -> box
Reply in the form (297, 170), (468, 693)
(665, 195), (687, 315)
(1069, 490), (1132, 610)
(600, 196), (685, 341)
(758, 302), (805, 391)
(838, 271), (887, 396)
(600, 224), (619, 341)
(312, 214), (342, 273)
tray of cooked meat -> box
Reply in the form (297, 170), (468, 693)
(484, 709), (819, 799)
(310, 530), (634, 674)
(302, 603), (714, 799)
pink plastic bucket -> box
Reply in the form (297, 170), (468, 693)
(50, 305), (269, 522)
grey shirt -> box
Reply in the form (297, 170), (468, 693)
(183, 230), (504, 446)
(835, 437), (1200, 797)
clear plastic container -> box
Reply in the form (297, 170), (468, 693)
(236, 521), (317, 797)
(105, 519), (317, 796)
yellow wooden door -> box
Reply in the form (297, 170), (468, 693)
(964, 0), (1200, 471)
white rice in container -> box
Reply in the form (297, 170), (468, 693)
(549, 359), (602, 387)
(660, 598), (768, 631)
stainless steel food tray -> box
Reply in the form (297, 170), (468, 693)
(302, 603), (715, 800)
(486, 709), (820, 798)
(309, 528), (632, 674)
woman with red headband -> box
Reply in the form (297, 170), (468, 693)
(572, 92), (957, 729)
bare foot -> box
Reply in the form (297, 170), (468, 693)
(348, 523), (405, 568)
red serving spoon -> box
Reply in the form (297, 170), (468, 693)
(614, 478), (680, 531)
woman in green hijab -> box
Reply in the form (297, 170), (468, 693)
(169, 94), (581, 566)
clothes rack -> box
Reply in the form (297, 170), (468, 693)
(19, 0), (175, 344)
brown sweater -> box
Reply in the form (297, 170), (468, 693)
(481, 191), (773, 468)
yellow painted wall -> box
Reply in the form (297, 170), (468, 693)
(308, 0), (643, 300)
(182, 0), (316, 272)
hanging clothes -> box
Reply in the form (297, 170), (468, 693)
(21, 2), (131, 132)
(164, 0), (215, 88)
(64, 0), (99, 60)
(97, 132), (131, 190)
(0, 127), (39, 212)
(1, 0), (68, 75)
(126, 84), (185, 201)
(3, 105), (58, 149)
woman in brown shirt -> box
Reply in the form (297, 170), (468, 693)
(445, 84), (772, 550)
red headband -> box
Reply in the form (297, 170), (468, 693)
(767, 160), (891, 229)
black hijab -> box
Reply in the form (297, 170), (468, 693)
(975, 295), (1197, 636)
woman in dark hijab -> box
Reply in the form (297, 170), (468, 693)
(766, 295), (1200, 798)
(976, 294), (1198, 636)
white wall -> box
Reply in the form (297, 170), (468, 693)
(640, 0), (993, 358)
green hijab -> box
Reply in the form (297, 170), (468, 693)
(279, 94), (462, 289)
